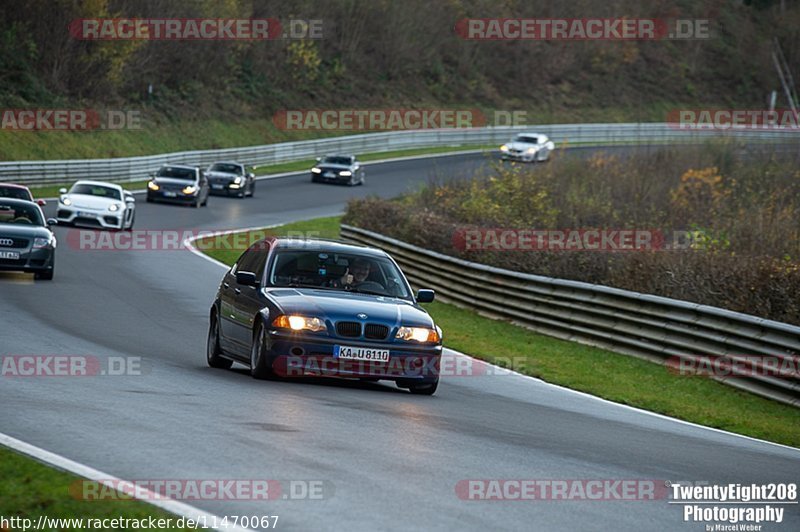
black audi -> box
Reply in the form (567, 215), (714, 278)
(207, 238), (442, 395)
(0, 198), (57, 280)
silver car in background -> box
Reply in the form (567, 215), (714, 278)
(500, 133), (556, 162)
(311, 155), (365, 186)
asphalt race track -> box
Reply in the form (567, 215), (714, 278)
(1, 150), (799, 531)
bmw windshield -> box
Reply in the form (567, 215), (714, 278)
(269, 250), (412, 300)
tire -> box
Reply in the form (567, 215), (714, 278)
(207, 312), (233, 369)
(125, 212), (135, 231)
(408, 380), (438, 395)
(193, 197), (201, 208)
(34, 268), (54, 281)
(201, 193), (208, 207)
(359, 173), (365, 186)
(248, 181), (255, 197)
(250, 323), (274, 379)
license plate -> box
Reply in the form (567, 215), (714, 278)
(334, 345), (390, 362)
(211, 184), (224, 190)
(164, 191), (177, 197)
(77, 211), (95, 217)
(324, 172), (335, 178)
(0, 251), (20, 260)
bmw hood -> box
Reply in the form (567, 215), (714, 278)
(266, 288), (434, 328)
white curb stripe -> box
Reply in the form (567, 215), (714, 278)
(0, 433), (256, 532)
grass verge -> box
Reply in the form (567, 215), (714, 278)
(0, 446), (194, 531)
(196, 216), (800, 448)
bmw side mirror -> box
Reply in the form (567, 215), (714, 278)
(248, 173), (255, 178)
(37, 199), (47, 207)
(315, 156), (321, 162)
(416, 289), (435, 303)
(236, 271), (259, 287)
(59, 188), (67, 194)
(46, 218), (58, 226)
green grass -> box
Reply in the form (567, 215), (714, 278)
(197, 216), (800, 448)
(196, 216), (342, 266)
(0, 447), (195, 531)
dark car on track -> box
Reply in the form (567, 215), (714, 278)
(207, 238), (442, 395)
(311, 155), (365, 186)
(146, 164), (210, 207)
(205, 161), (255, 198)
(0, 198), (57, 280)
(0, 183), (46, 206)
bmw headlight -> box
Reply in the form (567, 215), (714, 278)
(395, 326), (439, 343)
(182, 185), (198, 195)
(500, 144), (509, 152)
(108, 204), (120, 212)
(525, 147), (537, 154)
(339, 170), (352, 177)
(273, 315), (326, 333)
(60, 197), (72, 206)
(147, 181), (160, 191)
(311, 167), (322, 174)
(233, 176), (243, 184)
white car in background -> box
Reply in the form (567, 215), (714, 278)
(500, 133), (556, 162)
(57, 180), (136, 230)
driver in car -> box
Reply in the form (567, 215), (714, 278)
(334, 258), (372, 289)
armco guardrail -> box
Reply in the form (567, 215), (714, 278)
(2, 123), (798, 185)
(341, 224), (800, 407)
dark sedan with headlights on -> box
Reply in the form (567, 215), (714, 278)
(0, 198), (57, 280)
(311, 154), (365, 186)
(207, 238), (442, 395)
(206, 161), (255, 198)
(146, 164), (210, 207)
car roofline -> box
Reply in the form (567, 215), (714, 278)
(70, 180), (125, 190)
(270, 237), (389, 257)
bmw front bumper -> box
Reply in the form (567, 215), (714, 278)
(265, 330), (442, 384)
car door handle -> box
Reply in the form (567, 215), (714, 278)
(234, 288), (241, 294)
(223, 282), (230, 289)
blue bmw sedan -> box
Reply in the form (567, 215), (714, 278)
(207, 238), (442, 395)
